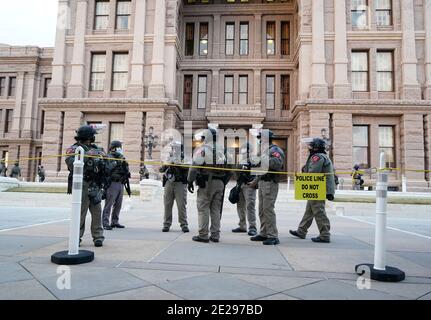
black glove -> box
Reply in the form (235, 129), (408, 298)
(188, 182), (194, 194)
(326, 194), (334, 201)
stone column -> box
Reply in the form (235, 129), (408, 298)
(254, 14), (262, 59)
(123, 111), (145, 180)
(22, 72), (37, 138)
(332, 113), (353, 178)
(310, 0), (328, 99)
(12, 72), (25, 136)
(295, 111), (310, 172)
(213, 14), (221, 59)
(49, 0), (70, 98)
(424, 114), (431, 181)
(148, 0), (166, 98)
(253, 69), (261, 108)
(42, 111), (63, 180)
(309, 111), (329, 137)
(67, 0), (88, 98)
(425, 0), (431, 99)
(211, 69), (220, 107)
(127, 0), (146, 97)
(19, 143), (32, 181)
(400, 114), (426, 185)
(400, 0), (421, 100)
(333, 0), (351, 99)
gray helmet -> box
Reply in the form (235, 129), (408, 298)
(310, 138), (326, 152)
(75, 125), (97, 142)
(110, 140), (122, 149)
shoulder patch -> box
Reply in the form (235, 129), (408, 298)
(272, 151), (281, 159)
(312, 155), (321, 163)
(66, 147), (75, 154)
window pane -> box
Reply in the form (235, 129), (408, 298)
(198, 93), (206, 109)
(353, 147), (369, 168)
(226, 41), (234, 55)
(199, 23), (209, 55)
(380, 148), (395, 168)
(110, 123), (124, 143)
(266, 22), (275, 55)
(266, 76), (275, 93)
(117, 16), (129, 29)
(352, 11), (368, 27)
(198, 76), (207, 93)
(96, 1), (110, 15)
(92, 54), (106, 72)
(225, 76), (233, 92)
(8, 77), (16, 97)
(95, 16), (109, 30)
(240, 23), (248, 39)
(352, 72), (368, 91)
(198, 75), (207, 108)
(225, 93), (233, 104)
(239, 76), (247, 92)
(266, 94), (274, 109)
(0, 78), (5, 96)
(113, 53), (128, 72)
(379, 126), (394, 147)
(226, 23), (234, 39)
(377, 52), (393, 71)
(377, 72), (393, 91)
(183, 75), (193, 109)
(351, 0), (368, 10)
(239, 93), (247, 105)
(375, 0), (391, 9)
(91, 73), (105, 91)
(117, 1), (131, 15)
(112, 73), (128, 91)
(353, 126), (369, 146)
(281, 75), (290, 110)
(185, 23), (195, 56)
(351, 52), (368, 71)
(281, 21), (290, 55)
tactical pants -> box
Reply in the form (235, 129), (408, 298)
(164, 180), (188, 228)
(236, 184), (257, 231)
(258, 180), (279, 239)
(297, 200), (331, 240)
(102, 182), (124, 226)
(197, 179), (224, 240)
(80, 185), (104, 242)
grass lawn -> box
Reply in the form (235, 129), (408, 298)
(334, 195), (431, 205)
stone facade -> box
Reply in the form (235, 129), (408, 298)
(0, 0), (430, 190)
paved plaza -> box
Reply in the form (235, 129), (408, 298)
(0, 185), (430, 300)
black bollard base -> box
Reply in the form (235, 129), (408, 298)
(51, 250), (94, 265)
(355, 263), (405, 282)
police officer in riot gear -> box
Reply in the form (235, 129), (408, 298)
(290, 138), (336, 243)
(160, 140), (189, 233)
(102, 140), (130, 230)
(65, 125), (109, 247)
(249, 130), (285, 245)
(232, 142), (257, 236)
(9, 162), (21, 179)
(188, 127), (232, 243)
(0, 160), (6, 177)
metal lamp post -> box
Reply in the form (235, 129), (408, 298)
(144, 127), (159, 160)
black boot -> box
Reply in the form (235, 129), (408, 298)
(250, 235), (268, 242)
(192, 236), (209, 243)
(289, 230), (306, 239)
(263, 238), (280, 246)
(311, 236), (330, 243)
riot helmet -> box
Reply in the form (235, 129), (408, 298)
(75, 125), (97, 143)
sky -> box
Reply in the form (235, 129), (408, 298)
(0, 0), (58, 47)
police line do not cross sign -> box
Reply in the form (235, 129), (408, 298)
(294, 174), (327, 201)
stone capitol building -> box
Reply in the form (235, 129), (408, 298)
(0, 0), (431, 191)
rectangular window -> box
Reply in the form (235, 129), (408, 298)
(0, 77), (5, 96)
(351, 51), (369, 92)
(197, 75), (207, 109)
(266, 21), (276, 55)
(112, 53), (128, 91)
(40, 110), (45, 135)
(353, 125), (370, 169)
(90, 53), (106, 91)
(379, 126), (395, 168)
(376, 0), (392, 26)
(239, 22), (249, 55)
(183, 75), (193, 109)
(94, 0), (110, 30)
(116, 0), (131, 30)
(239, 75), (248, 104)
(2, 151), (9, 169)
(266, 75), (275, 109)
(5, 109), (13, 133)
(281, 75), (290, 110)
(109, 122), (124, 143)
(224, 75), (234, 104)
(8, 77), (16, 97)
(185, 23), (195, 56)
(43, 78), (51, 98)
(351, 0), (368, 28)
(225, 23), (235, 56)
(377, 51), (394, 92)
(281, 21), (290, 55)
(199, 22), (209, 56)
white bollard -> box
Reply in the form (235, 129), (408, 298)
(287, 176), (291, 192)
(402, 175), (407, 193)
(51, 146), (94, 265)
(68, 146), (85, 255)
(355, 152), (405, 282)
(374, 152), (388, 270)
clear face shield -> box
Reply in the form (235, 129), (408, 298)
(301, 137), (315, 150)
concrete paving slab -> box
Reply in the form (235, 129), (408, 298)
(85, 285), (182, 300)
(119, 261), (219, 273)
(258, 293), (300, 300)
(121, 268), (212, 285)
(36, 267), (152, 300)
(419, 292), (431, 300)
(2, 222), (70, 237)
(284, 279), (407, 300)
(339, 280), (431, 299)
(229, 274), (322, 292)
(23, 256), (124, 269)
(277, 234), (373, 250)
(152, 241), (291, 270)
(158, 273), (276, 300)
(0, 262), (33, 284)
(0, 235), (66, 256)
(103, 227), (183, 241)
(0, 279), (57, 300)
(390, 251), (431, 270)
